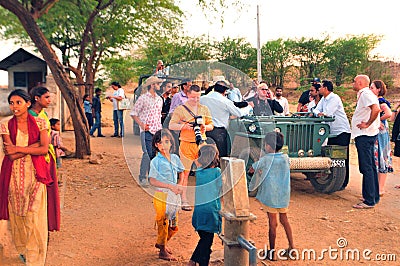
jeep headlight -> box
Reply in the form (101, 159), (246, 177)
(298, 149), (305, 157)
(318, 127), (326, 136)
(307, 149), (314, 157)
(248, 123), (257, 133)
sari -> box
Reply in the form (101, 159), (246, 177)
(28, 109), (60, 231)
(0, 114), (51, 265)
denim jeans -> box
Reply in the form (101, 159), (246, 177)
(355, 135), (380, 206)
(113, 110), (124, 137)
(90, 112), (102, 136)
(139, 131), (155, 182)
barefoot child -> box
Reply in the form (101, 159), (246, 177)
(188, 144), (222, 266)
(249, 131), (294, 260)
(149, 129), (183, 261)
(50, 118), (69, 169)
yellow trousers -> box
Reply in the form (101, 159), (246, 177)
(153, 191), (178, 246)
(9, 184), (48, 266)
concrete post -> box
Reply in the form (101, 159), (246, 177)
(219, 157), (257, 266)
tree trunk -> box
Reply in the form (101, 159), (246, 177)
(0, 0), (91, 158)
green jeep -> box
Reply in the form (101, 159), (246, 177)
(228, 114), (347, 194)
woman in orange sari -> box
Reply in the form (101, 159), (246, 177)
(0, 89), (51, 265)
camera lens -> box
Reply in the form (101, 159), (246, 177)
(193, 125), (204, 145)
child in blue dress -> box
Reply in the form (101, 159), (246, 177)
(188, 144), (222, 266)
(249, 131), (294, 260)
(149, 129), (183, 261)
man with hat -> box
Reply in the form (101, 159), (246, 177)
(107, 81), (125, 137)
(130, 75), (164, 187)
(200, 80), (251, 157)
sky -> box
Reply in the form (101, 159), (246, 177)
(178, 0), (399, 60)
(1, 0), (399, 85)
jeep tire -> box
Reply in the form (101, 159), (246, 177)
(308, 165), (346, 193)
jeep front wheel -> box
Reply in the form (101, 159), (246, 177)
(308, 166), (346, 194)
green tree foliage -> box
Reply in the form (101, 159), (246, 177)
(101, 56), (136, 85)
(289, 37), (327, 85)
(0, 0), (182, 158)
(324, 35), (380, 86)
(0, 0), (182, 95)
(103, 35), (212, 81)
(213, 37), (256, 77)
(364, 60), (395, 89)
(261, 39), (292, 86)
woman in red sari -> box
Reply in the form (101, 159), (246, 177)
(29, 86), (61, 232)
(0, 89), (51, 265)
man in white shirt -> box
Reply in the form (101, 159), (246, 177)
(313, 80), (351, 190)
(107, 81), (125, 137)
(200, 81), (251, 157)
(130, 76), (164, 187)
(275, 86), (290, 116)
(350, 74), (380, 209)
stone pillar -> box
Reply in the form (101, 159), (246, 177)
(219, 157), (257, 266)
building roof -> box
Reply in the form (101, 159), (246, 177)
(0, 48), (45, 70)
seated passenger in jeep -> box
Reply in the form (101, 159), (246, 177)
(246, 83), (283, 115)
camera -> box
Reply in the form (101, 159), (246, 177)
(191, 116), (205, 145)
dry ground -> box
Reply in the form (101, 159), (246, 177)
(1, 96), (399, 266)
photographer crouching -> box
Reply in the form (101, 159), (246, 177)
(169, 84), (214, 211)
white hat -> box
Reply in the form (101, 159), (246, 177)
(142, 75), (163, 88)
(212, 76), (230, 86)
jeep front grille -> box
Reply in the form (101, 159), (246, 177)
(286, 124), (313, 154)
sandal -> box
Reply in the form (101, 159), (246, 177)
(353, 202), (374, 209)
(181, 201), (192, 211)
(19, 254), (26, 263)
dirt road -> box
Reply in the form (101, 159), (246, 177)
(1, 101), (399, 265)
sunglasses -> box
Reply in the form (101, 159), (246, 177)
(260, 88), (270, 91)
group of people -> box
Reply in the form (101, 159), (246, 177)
(1, 87), (61, 265)
(3, 70), (396, 264)
(129, 74), (297, 263)
(299, 75), (397, 208)
(130, 71), (400, 263)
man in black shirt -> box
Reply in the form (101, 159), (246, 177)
(160, 81), (172, 125)
(246, 83), (283, 115)
(297, 78), (320, 112)
(90, 88), (105, 137)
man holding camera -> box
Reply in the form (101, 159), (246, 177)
(169, 84), (214, 211)
(246, 83), (283, 115)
